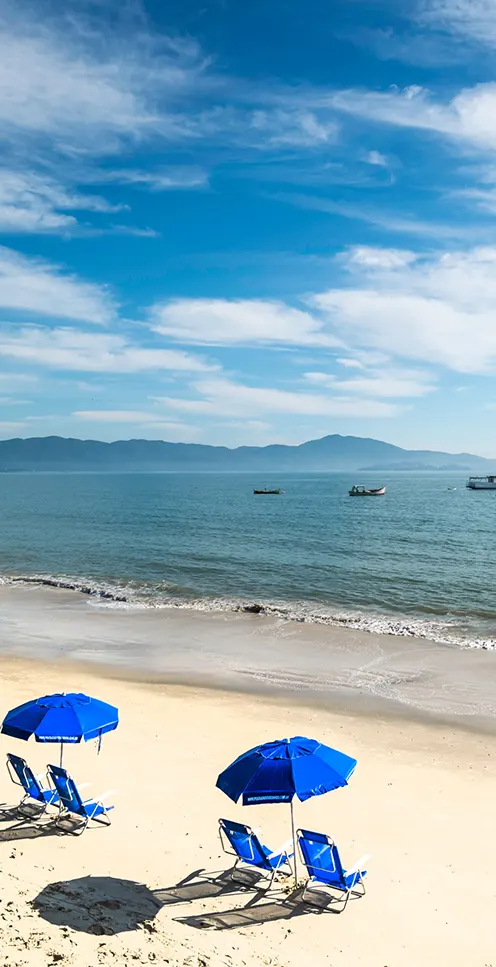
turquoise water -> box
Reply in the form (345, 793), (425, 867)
(1, 471), (495, 648)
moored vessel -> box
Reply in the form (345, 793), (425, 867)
(253, 488), (281, 495)
(466, 476), (496, 490)
(349, 484), (386, 496)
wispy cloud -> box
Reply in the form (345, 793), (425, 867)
(329, 83), (496, 154)
(303, 367), (436, 398)
(0, 168), (129, 235)
(92, 167), (209, 190)
(0, 327), (218, 373)
(72, 409), (200, 440)
(312, 244), (496, 375)
(0, 247), (115, 322)
(272, 191), (480, 241)
(157, 376), (400, 419)
(151, 297), (342, 348)
(420, 0), (496, 48)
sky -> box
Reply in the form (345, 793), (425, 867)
(3, 0), (496, 454)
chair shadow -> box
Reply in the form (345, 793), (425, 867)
(33, 875), (167, 936)
(0, 818), (60, 842)
(153, 867), (268, 907)
(176, 887), (316, 931)
(33, 868), (281, 936)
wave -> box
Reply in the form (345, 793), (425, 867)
(2, 572), (496, 652)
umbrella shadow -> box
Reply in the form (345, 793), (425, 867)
(176, 887), (316, 931)
(33, 875), (166, 936)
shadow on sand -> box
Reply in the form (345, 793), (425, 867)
(34, 876), (165, 935)
(33, 869), (351, 936)
(176, 887), (323, 930)
(33, 869), (260, 936)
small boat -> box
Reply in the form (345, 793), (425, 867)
(466, 476), (496, 490)
(349, 485), (386, 496)
(253, 488), (281, 495)
(446, 487), (457, 491)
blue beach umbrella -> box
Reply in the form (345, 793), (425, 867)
(1, 692), (119, 766)
(216, 736), (357, 885)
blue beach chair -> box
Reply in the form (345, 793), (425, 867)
(5, 753), (59, 818)
(47, 764), (114, 834)
(297, 828), (369, 911)
(219, 818), (293, 888)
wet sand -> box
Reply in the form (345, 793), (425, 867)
(1, 584), (496, 727)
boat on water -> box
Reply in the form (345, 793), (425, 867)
(349, 484), (386, 496)
(253, 488), (281, 495)
(466, 475), (496, 490)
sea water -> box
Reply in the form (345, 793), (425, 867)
(1, 470), (495, 650)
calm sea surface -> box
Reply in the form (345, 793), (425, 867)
(1, 471), (496, 649)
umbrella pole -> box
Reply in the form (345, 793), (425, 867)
(290, 799), (298, 888)
(59, 741), (63, 768)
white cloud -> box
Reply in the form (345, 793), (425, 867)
(94, 167), (209, 190)
(344, 246), (419, 269)
(0, 420), (29, 433)
(275, 192), (474, 241)
(0, 371), (37, 388)
(152, 297), (341, 348)
(336, 358), (364, 369)
(0, 327), (218, 373)
(0, 3), (206, 151)
(303, 367), (436, 398)
(0, 169), (127, 235)
(0, 247), (114, 322)
(72, 410), (200, 441)
(249, 109), (338, 147)
(365, 150), (388, 167)
(157, 377), (399, 418)
(330, 82), (496, 153)
(312, 245), (496, 374)
(421, 0), (496, 47)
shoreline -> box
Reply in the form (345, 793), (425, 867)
(3, 570), (496, 652)
(2, 584), (496, 733)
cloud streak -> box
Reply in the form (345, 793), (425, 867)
(152, 298), (342, 348)
(158, 377), (400, 419)
(0, 327), (218, 373)
(0, 247), (115, 322)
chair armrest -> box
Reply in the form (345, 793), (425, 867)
(345, 854), (370, 876)
(267, 839), (294, 859)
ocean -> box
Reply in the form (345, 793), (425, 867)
(1, 470), (495, 650)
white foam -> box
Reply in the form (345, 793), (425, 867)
(3, 571), (496, 652)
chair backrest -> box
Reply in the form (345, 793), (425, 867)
(47, 764), (83, 814)
(297, 828), (345, 887)
(7, 753), (43, 801)
(219, 818), (271, 870)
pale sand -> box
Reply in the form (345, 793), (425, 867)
(1, 656), (496, 967)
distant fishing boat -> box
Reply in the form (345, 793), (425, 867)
(253, 488), (281, 495)
(349, 484), (386, 496)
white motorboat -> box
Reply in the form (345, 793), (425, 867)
(466, 476), (496, 490)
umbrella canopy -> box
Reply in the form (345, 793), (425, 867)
(217, 735), (357, 805)
(1, 692), (119, 745)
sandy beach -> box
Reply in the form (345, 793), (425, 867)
(1, 588), (496, 966)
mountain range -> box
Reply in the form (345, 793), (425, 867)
(0, 435), (493, 472)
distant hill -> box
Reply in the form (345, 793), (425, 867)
(0, 434), (493, 472)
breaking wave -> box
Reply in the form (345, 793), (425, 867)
(2, 572), (496, 652)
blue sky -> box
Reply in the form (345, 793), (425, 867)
(3, 0), (496, 454)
